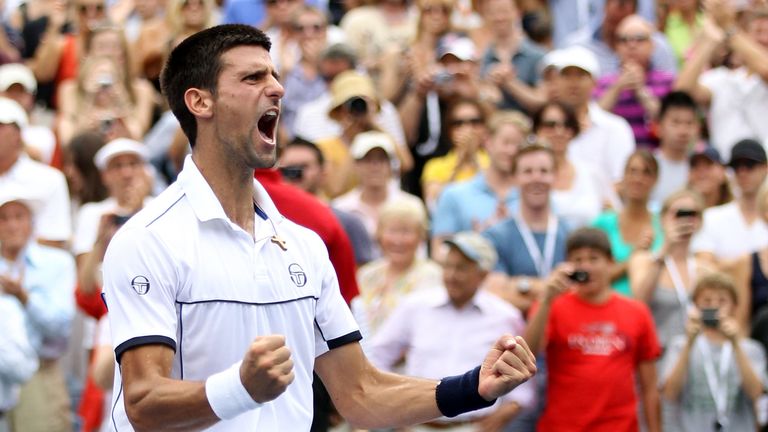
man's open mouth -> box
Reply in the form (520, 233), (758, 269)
(258, 109), (279, 144)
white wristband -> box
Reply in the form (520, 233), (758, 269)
(205, 361), (261, 420)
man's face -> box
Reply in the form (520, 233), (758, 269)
(318, 57), (353, 83)
(211, 45), (284, 169)
(294, 11), (327, 52)
(514, 150), (555, 211)
(480, 0), (518, 36)
(265, 0), (302, 27)
(1, 84), (34, 113)
(658, 107), (698, 152)
(355, 148), (391, 188)
(732, 159), (767, 197)
(557, 67), (595, 108)
(0, 201), (32, 251)
(101, 153), (146, 200)
(749, 17), (768, 50)
(694, 287), (735, 319)
(0, 122), (22, 163)
(615, 19), (653, 65)
(485, 123), (522, 175)
(442, 247), (485, 308)
(437, 56), (479, 98)
(567, 247), (612, 297)
(279, 146), (324, 194)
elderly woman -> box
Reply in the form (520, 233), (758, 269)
(352, 199), (441, 342)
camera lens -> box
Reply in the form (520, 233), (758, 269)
(345, 97), (368, 116)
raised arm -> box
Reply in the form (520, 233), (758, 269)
(628, 250), (665, 303)
(523, 264), (573, 354)
(673, 17), (721, 106)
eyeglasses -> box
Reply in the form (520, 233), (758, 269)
(451, 117), (484, 127)
(421, 4), (451, 14)
(540, 119), (569, 130)
(617, 34), (650, 44)
(78, 3), (105, 14)
(294, 23), (325, 33)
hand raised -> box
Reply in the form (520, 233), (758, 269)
(478, 336), (536, 401)
(240, 335), (295, 403)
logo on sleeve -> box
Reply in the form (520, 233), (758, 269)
(288, 263), (306, 287)
(131, 276), (151, 295)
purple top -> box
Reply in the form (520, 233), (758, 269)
(594, 69), (675, 149)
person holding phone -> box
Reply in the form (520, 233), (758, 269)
(661, 272), (766, 432)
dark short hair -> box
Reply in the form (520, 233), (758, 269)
(511, 141), (554, 174)
(531, 101), (580, 136)
(286, 137), (324, 165)
(160, 24), (272, 147)
(566, 227), (613, 259)
(692, 272), (739, 305)
(658, 90), (697, 120)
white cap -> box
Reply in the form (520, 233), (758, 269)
(350, 131), (396, 160)
(0, 189), (40, 215)
(444, 231), (498, 272)
(94, 138), (148, 170)
(0, 63), (36, 93)
(0, 97), (28, 127)
(437, 33), (477, 62)
(554, 46), (600, 77)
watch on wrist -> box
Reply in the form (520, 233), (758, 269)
(517, 277), (532, 294)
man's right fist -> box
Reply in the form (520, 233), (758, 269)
(240, 335), (295, 403)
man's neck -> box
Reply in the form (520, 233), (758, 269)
(1, 245), (21, 262)
(485, 167), (515, 198)
(520, 202), (550, 230)
(577, 287), (612, 304)
(492, 29), (521, 51)
(361, 185), (388, 206)
(739, 193), (758, 223)
(659, 143), (688, 162)
(0, 152), (20, 176)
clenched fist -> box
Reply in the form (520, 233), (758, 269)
(240, 335), (295, 403)
(478, 335), (537, 401)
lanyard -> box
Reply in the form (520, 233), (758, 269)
(698, 337), (734, 429)
(664, 256), (695, 320)
(515, 213), (558, 277)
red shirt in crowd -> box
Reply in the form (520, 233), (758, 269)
(537, 291), (661, 432)
(254, 169), (359, 304)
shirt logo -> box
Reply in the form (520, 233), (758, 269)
(131, 276), (150, 295)
(288, 263), (306, 287)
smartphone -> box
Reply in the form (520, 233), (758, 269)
(568, 270), (590, 283)
(701, 308), (719, 328)
(100, 118), (114, 134)
(675, 209), (698, 218)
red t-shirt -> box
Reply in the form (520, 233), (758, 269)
(537, 291), (661, 432)
(254, 169), (359, 304)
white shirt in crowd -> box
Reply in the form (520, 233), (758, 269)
(551, 160), (620, 229)
(692, 201), (768, 260)
(0, 294), (38, 412)
(568, 102), (636, 182)
(650, 151), (689, 211)
(700, 67), (768, 158)
(103, 156), (360, 431)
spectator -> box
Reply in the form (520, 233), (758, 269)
(661, 272), (766, 432)
(483, 142), (568, 313)
(554, 45), (636, 182)
(661, 0), (703, 66)
(687, 145), (732, 209)
(629, 189), (713, 350)
(0, 193), (76, 432)
(675, 2), (768, 159)
(60, 132), (109, 213)
(368, 231), (533, 431)
(166, 0), (217, 44)
(565, 0), (677, 78)
(0, 63), (57, 165)
(430, 110), (526, 252)
(279, 137), (375, 265)
(475, 0), (546, 112)
(593, 150), (663, 296)
(261, 0), (303, 73)
(332, 131), (423, 250)
(533, 101), (620, 229)
(132, 0), (172, 86)
(594, 14), (676, 149)
(525, 227), (661, 432)
(421, 97), (489, 208)
(693, 139), (768, 262)
(0, 97), (71, 248)
(352, 199), (441, 338)
(650, 91), (701, 208)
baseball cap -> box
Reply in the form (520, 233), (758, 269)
(327, 71), (379, 119)
(94, 138), (148, 170)
(350, 131), (396, 160)
(689, 145), (723, 165)
(437, 33), (477, 62)
(444, 232), (498, 272)
(0, 97), (28, 127)
(728, 138), (767, 167)
(0, 189), (40, 215)
(0, 63), (36, 93)
(554, 46), (600, 77)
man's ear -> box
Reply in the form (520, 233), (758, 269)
(184, 88), (214, 119)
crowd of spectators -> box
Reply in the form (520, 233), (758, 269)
(4, 0), (768, 430)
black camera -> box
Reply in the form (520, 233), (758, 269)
(568, 270), (590, 283)
(343, 97), (368, 116)
(112, 214), (133, 227)
(280, 166), (304, 181)
(701, 308), (719, 328)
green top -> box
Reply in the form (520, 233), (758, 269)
(592, 210), (664, 297)
(664, 11), (705, 67)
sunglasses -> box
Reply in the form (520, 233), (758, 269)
(266, 0), (297, 6)
(78, 3), (105, 14)
(674, 208), (700, 218)
(451, 117), (484, 127)
(617, 34), (650, 44)
(280, 166), (305, 180)
(540, 119), (569, 130)
(294, 23), (325, 33)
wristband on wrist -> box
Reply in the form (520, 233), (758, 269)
(435, 366), (496, 418)
(205, 361), (261, 420)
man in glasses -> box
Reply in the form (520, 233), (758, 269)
(693, 139), (768, 262)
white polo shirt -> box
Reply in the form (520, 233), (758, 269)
(568, 103), (636, 182)
(102, 156), (361, 431)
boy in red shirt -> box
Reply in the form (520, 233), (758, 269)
(525, 227), (662, 432)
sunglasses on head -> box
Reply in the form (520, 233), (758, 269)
(451, 117), (484, 127)
(78, 3), (105, 14)
(617, 34), (650, 44)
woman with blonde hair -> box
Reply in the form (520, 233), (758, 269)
(166, 0), (218, 43)
(352, 199), (441, 341)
